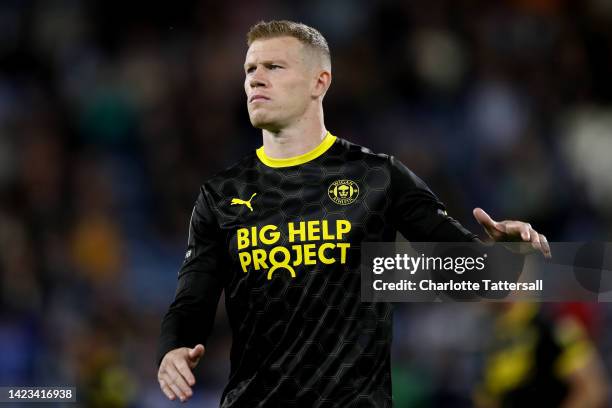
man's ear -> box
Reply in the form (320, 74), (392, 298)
(312, 70), (332, 99)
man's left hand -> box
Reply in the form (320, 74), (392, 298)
(473, 207), (551, 258)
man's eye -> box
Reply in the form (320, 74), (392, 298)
(246, 67), (255, 74)
(269, 65), (281, 70)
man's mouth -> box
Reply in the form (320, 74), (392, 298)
(250, 95), (270, 103)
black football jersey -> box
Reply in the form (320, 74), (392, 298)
(158, 133), (477, 407)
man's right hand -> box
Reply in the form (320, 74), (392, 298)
(157, 344), (205, 402)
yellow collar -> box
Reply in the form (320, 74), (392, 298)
(256, 132), (337, 168)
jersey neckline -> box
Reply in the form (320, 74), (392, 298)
(256, 131), (337, 168)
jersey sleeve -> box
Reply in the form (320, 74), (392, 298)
(157, 185), (227, 366)
(388, 155), (479, 242)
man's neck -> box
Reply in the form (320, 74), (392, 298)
(261, 123), (328, 159)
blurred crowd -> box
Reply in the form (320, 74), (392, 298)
(1, 0), (611, 406)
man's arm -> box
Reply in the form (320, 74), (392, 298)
(473, 207), (551, 257)
(157, 187), (226, 402)
(388, 155), (478, 242)
(388, 155), (550, 256)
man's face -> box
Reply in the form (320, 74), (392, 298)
(244, 36), (314, 131)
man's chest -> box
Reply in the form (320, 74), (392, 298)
(207, 166), (392, 280)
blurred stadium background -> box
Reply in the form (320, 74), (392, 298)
(1, 0), (612, 406)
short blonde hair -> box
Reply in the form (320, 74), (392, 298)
(246, 20), (331, 69)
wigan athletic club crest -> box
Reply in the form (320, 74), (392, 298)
(328, 179), (359, 205)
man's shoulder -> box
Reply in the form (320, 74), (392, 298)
(332, 137), (390, 165)
(200, 151), (258, 188)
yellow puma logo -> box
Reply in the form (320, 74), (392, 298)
(231, 193), (257, 211)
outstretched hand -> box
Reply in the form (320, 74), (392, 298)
(473, 208), (551, 258)
(158, 344), (205, 402)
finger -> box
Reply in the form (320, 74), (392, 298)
(504, 222), (530, 241)
(162, 362), (190, 401)
(168, 382), (187, 402)
(161, 385), (175, 401)
(169, 362), (194, 397)
(175, 359), (196, 386)
(159, 379), (176, 401)
(540, 234), (552, 258)
(189, 344), (205, 361)
(158, 371), (178, 399)
(529, 228), (542, 252)
(521, 223), (531, 241)
(473, 208), (498, 230)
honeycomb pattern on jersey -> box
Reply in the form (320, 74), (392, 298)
(205, 138), (396, 407)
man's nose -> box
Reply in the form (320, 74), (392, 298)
(249, 68), (267, 88)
